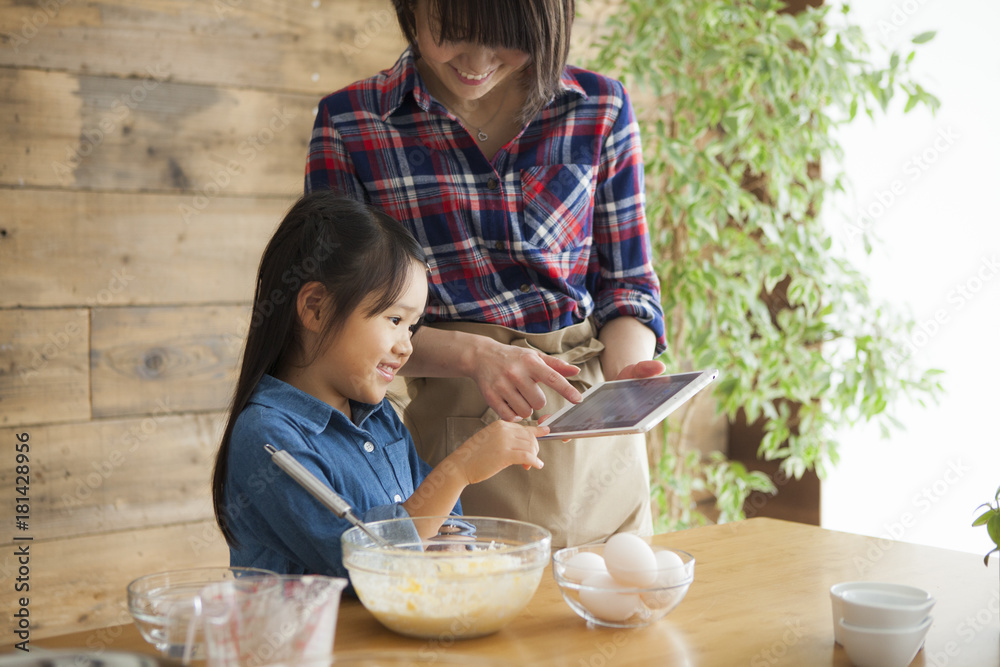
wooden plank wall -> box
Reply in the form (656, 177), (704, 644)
(0, 0), (615, 642)
(0, 0), (408, 642)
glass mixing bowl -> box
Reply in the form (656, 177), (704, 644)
(126, 566), (278, 659)
(342, 516), (551, 639)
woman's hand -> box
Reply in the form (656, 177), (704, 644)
(612, 359), (666, 381)
(598, 316), (662, 381)
(448, 421), (547, 484)
(468, 338), (582, 422)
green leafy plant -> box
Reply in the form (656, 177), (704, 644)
(972, 486), (1000, 567)
(584, 0), (944, 529)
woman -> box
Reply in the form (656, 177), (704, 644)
(305, 0), (666, 546)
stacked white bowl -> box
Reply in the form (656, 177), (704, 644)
(830, 582), (935, 667)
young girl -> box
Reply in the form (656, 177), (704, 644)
(211, 190), (547, 578)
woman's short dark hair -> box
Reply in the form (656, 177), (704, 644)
(392, 0), (575, 125)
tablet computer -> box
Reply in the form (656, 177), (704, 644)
(537, 369), (719, 440)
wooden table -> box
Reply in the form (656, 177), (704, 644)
(21, 518), (1000, 665)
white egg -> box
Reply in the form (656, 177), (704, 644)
(639, 549), (690, 610)
(640, 583), (690, 611)
(653, 549), (687, 587)
(579, 572), (641, 622)
(561, 551), (607, 584)
(603, 533), (657, 587)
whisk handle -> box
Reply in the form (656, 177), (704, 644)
(264, 443), (356, 520)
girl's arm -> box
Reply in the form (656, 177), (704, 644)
(401, 420), (546, 528)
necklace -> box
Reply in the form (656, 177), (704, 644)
(449, 84), (511, 142)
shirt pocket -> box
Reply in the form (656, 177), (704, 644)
(384, 437), (415, 499)
(518, 165), (595, 253)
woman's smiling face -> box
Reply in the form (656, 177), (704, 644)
(413, 0), (532, 105)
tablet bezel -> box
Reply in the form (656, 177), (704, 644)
(536, 369), (719, 440)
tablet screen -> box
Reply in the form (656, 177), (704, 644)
(544, 372), (704, 435)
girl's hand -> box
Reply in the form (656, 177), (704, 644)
(448, 420), (546, 484)
(469, 338), (581, 422)
(537, 412), (569, 445)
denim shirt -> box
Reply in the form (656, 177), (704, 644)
(223, 374), (458, 579)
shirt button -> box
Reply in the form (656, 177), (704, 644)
(486, 177), (498, 190)
(520, 284), (531, 293)
(495, 241), (505, 251)
(363, 441), (375, 453)
(393, 494), (402, 502)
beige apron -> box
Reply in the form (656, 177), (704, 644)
(399, 319), (652, 547)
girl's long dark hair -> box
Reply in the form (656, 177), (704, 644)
(212, 190), (425, 546)
(392, 0), (575, 125)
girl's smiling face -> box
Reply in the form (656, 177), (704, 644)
(308, 259), (427, 415)
(413, 0), (531, 106)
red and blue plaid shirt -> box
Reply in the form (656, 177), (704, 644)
(306, 48), (665, 353)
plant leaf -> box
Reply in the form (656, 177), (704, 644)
(987, 513), (1000, 546)
(583, 0), (944, 533)
(972, 508), (994, 527)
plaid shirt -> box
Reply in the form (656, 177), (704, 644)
(306, 48), (665, 353)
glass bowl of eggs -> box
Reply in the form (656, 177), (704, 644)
(552, 534), (695, 629)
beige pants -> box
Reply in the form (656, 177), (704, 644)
(399, 319), (652, 547)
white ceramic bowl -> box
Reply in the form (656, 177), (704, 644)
(830, 581), (933, 645)
(839, 616), (932, 667)
(342, 516), (551, 639)
(552, 543), (695, 629)
(841, 587), (935, 629)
